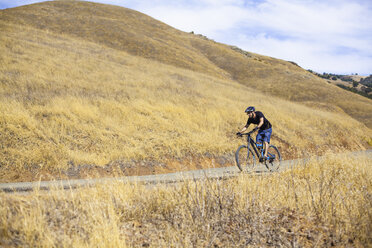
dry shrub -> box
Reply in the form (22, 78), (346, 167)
(1, 153), (371, 247)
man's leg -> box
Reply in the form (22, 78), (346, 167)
(257, 131), (267, 161)
(263, 128), (272, 158)
(264, 141), (269, 158)
(262, 128), (272, 159)
(256, 132), (263, 150)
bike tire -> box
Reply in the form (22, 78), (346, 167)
(264, 145), (281, 171)
(235, 145), (256, 172)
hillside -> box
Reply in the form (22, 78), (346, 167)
(2, 1), (372, 127)
(360, 75), (372, 87)
(0, 1), (371, 182)
(308, 71), (372, 99)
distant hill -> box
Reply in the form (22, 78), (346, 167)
(308, 71), (372, 99)
(360, 75), (372, 87)
(0, 1), (371, 182)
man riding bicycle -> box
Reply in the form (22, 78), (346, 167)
(237, 106), (272, 162)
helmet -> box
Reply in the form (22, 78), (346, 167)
(245, 106), (255, 113)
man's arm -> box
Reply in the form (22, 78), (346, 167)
(239, 126), (248, 133)
(257, 117), (264, 129)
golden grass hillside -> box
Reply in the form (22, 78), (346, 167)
(1, 1), (372, 183)
(1, 154), (371, 247)
(0, 18), (371, 183)
(1, 1), (372, 128)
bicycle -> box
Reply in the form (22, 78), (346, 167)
(235, 130), (281, 172)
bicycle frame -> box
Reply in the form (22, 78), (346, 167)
(243, 131), (276, 161)
(245, 132), (263, 159)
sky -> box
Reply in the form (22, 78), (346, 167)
(1, 0), (372, 75)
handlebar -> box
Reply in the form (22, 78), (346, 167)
(236, 129), (256, 137)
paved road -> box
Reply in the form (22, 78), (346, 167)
(1, 150), (371, 193)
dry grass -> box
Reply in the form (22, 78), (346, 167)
(0, 2), (371, 246)
(1, 2), (371, 246)
(1, 153), (371, 247)
(1, 0), (372, 129)
(0, 19), (371, 182)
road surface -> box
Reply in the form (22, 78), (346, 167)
(1, 150), (371, 193)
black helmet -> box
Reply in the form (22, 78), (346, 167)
(245, 106), (255, 113)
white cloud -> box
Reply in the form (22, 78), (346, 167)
(235, 33), (370, 74)
(115, 0), (372, 74)
(138, 5), (247, 36)
(0, 0), (41, 9)
(236, 0), (372, 74)
(1, 0), (371, 74)
(237, 2), (370, 74)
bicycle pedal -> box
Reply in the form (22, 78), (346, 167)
(259, 157), (264, 162)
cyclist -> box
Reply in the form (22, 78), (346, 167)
(237, 106), (272, 162)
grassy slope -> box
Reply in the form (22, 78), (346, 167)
(1, 1), (372, 128)
(0, 1), (371, 182)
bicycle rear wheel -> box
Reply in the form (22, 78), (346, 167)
(264, 145), (281, 171)
(235, 145), (256, 172)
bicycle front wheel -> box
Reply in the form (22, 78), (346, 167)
(264, 145), (281, 171)
(235, 145), (256, 172)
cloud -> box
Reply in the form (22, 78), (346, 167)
(115, 0), (372, 74)
(0, 0), (41, 9)
(1, 0), (371, 74)
(140, 5), (247, 36)
(235, 33), (371, 74)
(218, 0), (372, 74)
(273, 1), (371, 73)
